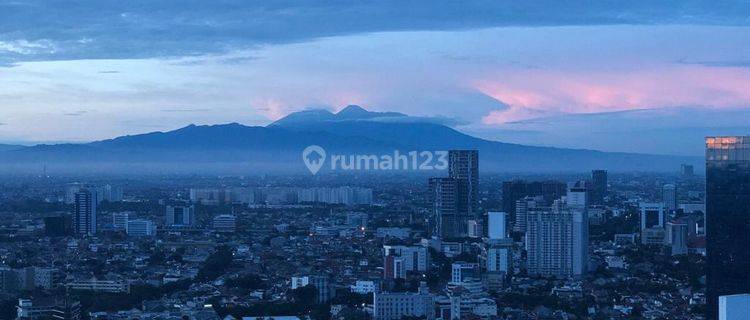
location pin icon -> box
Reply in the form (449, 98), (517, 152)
(302, 145), (326, 175)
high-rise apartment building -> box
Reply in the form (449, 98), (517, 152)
(513, 195), (542, 233)
(525, 199), (587, 278)
(73, 189), (97, 237)
(706, 136), (750, 319)
(590, 170), (607, 205)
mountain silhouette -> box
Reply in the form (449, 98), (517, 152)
(0, 106), (700, 174)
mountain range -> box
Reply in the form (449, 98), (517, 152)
(0, 105), (701, 174)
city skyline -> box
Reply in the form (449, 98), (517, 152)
(0, 3), (746, 319)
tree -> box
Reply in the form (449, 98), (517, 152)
(197, 245), (234, 281)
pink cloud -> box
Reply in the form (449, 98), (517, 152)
(476, 65), (750, 124)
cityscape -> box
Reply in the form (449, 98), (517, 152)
(1, 1), (750, 320)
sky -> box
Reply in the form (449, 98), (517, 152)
(1, 1), (749, 155)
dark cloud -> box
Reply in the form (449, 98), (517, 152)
(1, 0), (749, 64)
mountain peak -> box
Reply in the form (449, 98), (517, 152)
(336, 105), (369, 116)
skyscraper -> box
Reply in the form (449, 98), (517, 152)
(706, 136), (750, 319)
(590, 170), (607, 205)
(73, 189), (97, 237)
(663, 184), (677, 211)
(429, 177), (459, 238)
(448, 150), (479, 215)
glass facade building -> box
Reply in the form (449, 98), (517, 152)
(706, 136), (750, 319)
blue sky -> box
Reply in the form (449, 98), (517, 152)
(1, 1), (749, 155)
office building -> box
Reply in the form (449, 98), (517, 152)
(487, 212), (507, 240)
(65, 279), (130, 293)
(112, 212), (129, 231)
(706, 136), (750, 318)
(383, 245), (429, 279)
(17, 297), (81, 320)
(212, 214), (236, 233)
(435, 293), (497, 320)
(374, 282), (435, 320)
(640, 203), (666, 245)
(526, 199), (588, 278)
(451, 262), (481, 284)
(350, 280), (379, 294)
(719, 294), (750, 320)
(663, 184), (677, 211)
(590, 170), (607, 205)
(681, 164), (694, 177)
(448, 150), (479, 216)
(429, 177), (460, 238)
(427, 149), (479, 239)
(450, 262), (483, 294)
(166, 205), (195, 227)
(482, 238), (513, 291)
(73, 189), (97, 237)
(126, 219), (156, 236)
(383, 255), (406, 279)
(665, 222), (688, 256)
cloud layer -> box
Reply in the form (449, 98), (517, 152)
(0, 3), (749, 155)
(2, 1), (750, 64)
